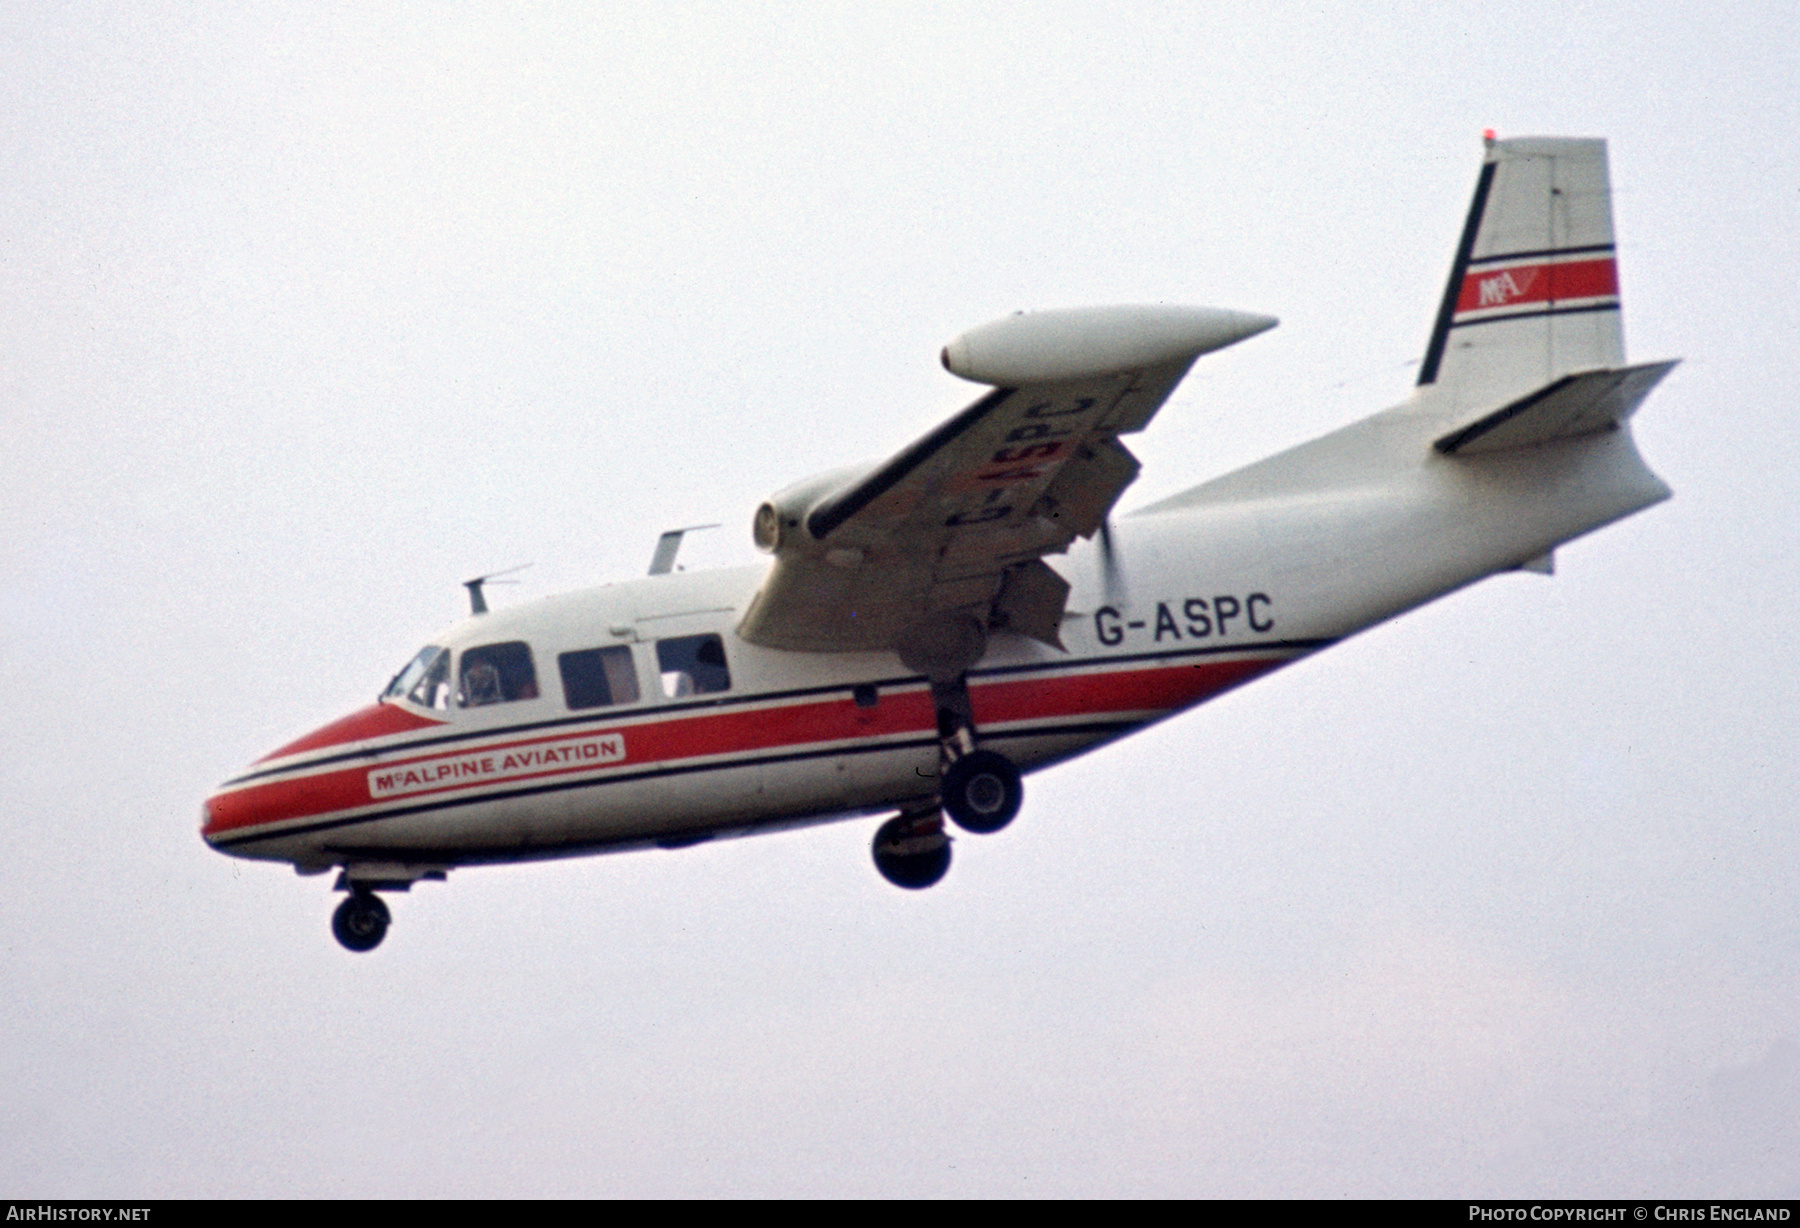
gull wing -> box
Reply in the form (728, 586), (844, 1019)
(736, 306), (1276, 656)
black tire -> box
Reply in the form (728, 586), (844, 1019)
(940, 750), (1023, 834)
(332, 893), (390, 952)
(872, 814), (952, 889)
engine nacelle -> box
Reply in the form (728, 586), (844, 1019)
(752, 463), (874, 553)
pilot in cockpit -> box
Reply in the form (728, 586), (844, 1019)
(460, 659), (503, 707)
(457, 642), (540, 707)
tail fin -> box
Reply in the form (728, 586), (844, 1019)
(1418, 137), (1624, 412)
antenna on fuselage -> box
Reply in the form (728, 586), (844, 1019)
(463, 562), (532, 615)
(648, 524), (721, 576)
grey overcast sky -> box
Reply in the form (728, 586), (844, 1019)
(4, 0), (1798, 1198)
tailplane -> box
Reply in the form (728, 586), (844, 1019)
(1433, 360), (1676, 455)
(1418, 136), (1626, 415)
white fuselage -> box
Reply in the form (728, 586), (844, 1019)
(202, 394), (1668, 877)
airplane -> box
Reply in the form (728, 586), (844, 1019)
(203, 135), (1676, 952)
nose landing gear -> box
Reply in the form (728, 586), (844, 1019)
(325, 864), (445, 952)
(331, 889), (391, 952)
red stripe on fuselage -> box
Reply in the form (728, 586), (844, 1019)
(256, 702), (447, 762)
(971, 654), (1277, 726)
(205, 654), (1287, 840)
(1455, 257), (1617, 315)
(208, 689), (934, 838)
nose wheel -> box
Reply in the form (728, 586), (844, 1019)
(331, 890), (391, 952)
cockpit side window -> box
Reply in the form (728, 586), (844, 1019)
(457, 641), (540, 708)
(387, 646), (450, 710)
(558, 645), (641, 710)
(655, 634), (731, 698)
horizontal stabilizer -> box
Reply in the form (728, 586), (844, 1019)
(1434, 360), (1678, 456)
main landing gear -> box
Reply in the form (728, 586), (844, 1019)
(872, 810), (952, 889)
(940, 749), (1023, 835)
(927, 658), (1024, 838)
(331, 889), (390, 952)
(872, 617), (1026, 889)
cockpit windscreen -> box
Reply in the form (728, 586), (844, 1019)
(383, 645), (450, 710)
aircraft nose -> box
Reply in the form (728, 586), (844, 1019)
(201, 786), (257, 848)
(202, 763), (317, 856)
(200, 702), (445, 854)
(202, 745), (326, 849)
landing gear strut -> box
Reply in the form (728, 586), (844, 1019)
(928, 669), (1023, 836)
(331, 889), (391, 952)
(875, 613), (1026, 889)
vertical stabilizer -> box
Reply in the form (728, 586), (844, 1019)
(1418, 137), (1624, 412)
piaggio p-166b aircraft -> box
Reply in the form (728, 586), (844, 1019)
(204, 136), (1676, 951)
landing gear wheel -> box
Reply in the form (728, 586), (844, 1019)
(872, 813), (952, 889)
(940, 749), (1023, 834)
(332, 891), (390, 952)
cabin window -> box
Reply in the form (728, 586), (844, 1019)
(559, 645), (641, 710)
(457, 641), (540, 707)
(656, 634), (731, 698)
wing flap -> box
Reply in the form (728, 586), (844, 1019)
(1035, 436), (1142, 540)
(991, 560), (1073, 648)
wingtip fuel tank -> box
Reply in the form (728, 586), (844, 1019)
(940, 304), (1277, 386)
